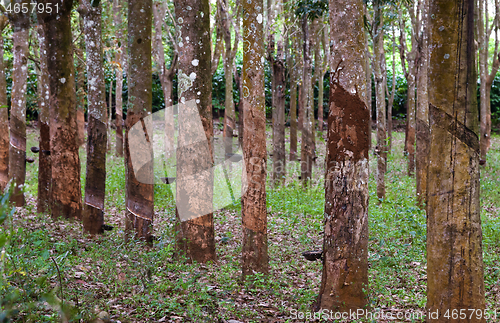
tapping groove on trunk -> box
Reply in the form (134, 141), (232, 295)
(38, 0), (82, 220)
(426, 0), (485, 320)
(8, 5), (30, 206)
(174, 0), (216, 262)
(124, 0), (154, 242)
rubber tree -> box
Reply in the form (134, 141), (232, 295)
(415, 0), (429, 207)
(114, 0), (125, 157)
(478, 0), (500, 163)
(38, 0), (82, 219)
(75, 17), (86, 148)
(220, 0), (240, 161)
(426, 0), (486, 320)
(36, 25), (51, 213)
(125, 0), (154, 242)
(80, 0), (108, 234)
(241, 0), (268, 275)
(174, 0), (217, 263)
(316, 0), (369, 311)
(0, 14), (8, 192)
(266, 0), (285, 185)
(8, 0), (30, 206)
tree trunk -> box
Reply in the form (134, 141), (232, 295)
(75, 17), (86, 148)
(114, 0), (124, 157)
(289, 28), (299, 161)
(8, 1), (30, 206)
(426, 0), (486, 320)
(406, 61), (416, 176)
(316, 0), (369, 311)
(38, 0), (82, 220)
(387, 25), (397, 151)
(0, 16), (9, 192)
(416, 0), (430, 207)
(81, 0), (108, 235)
(300, 16), (313, 185)
(241, 0), (268, 276)
(373, 6), (386, 200)
(36, 25), (51, 213)
(125, 0), (154, 242)
(174, 0), (216, 263)
(271, 42), (285, 185)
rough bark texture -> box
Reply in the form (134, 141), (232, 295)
(114, 0), (124, 157)
(125, 0), (154, 242)
(289, 26), (299, 162)
(300, 16), (313, 185)
(387, 25), (397, 151)
(75, 18), (86, 148)
(220, 0), (239, 162)
(36, 25), (51, 213)
(373, 5), (386, 200)
(8, 1), (30, 206)
(316, 0), (369, 311)
(241, 0), (268, 275)
(81, 0), (108, 235)
(174, 0), (217, 263)
(0, 16), (9, 192)
(416, 0), (430, 207)
(38, 0), (82, 220)
(270, 42), (285, 185)
(426, 0), (486, 320)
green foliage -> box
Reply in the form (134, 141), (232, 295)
(295, 0), (328, 20)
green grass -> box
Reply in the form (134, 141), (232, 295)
(0, 126), (498, 322)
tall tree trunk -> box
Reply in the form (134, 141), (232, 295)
(387, 25), (397, 151)
(289, 27), (299, 161)
(406, 61), (416, 176)
(478, 0), (489, 163)
(174, 0), (216, 263)
(426, 0), (485, 320)
(125, 0), (154, 242)
(300, 16), (313, 185)
(220, 0), (239, 162)
(271, 42), (285, 185)
(416, 0), (430, 207)
(0, 16), (9, 192)
(373, 5), (386, 200)
(8, 1), (30, 206)
(36, 25), (51, 213)
(38, 0), (82, 219)
(75, 18), (86, 148)
(80, 0), (108, 235)
(114, 0), (124, 157)
(316, 0), (369, 310)
(241, 0), (268, 276)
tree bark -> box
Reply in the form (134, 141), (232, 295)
(0, 16), (9, 192)
(174, 0), (217, 263)
(125, 0), (154, 242)
(36, 24), (51, 213)
(38, 0), (82, 220)
(75, 18), (86, 148)
(416, 0), (430, 207)
(300, 16), (313, 185)
(81, 0), (108, 235)
(8, 0), (30, 206)
(271, 41), (285, 185)
(114, 0), (124, 157)
(289, 26), (299, 162)
(426, 0), (486, 320)
(241, 0), (268, 275)
(316, 0), (369, 310)
(373, 4), (386, 200)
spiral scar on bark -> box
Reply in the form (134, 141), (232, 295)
(429, 104), (479, 153)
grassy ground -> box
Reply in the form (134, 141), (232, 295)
(0, 123), (499, 322)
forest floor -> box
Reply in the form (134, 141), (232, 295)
(1, 122), (499, 323)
